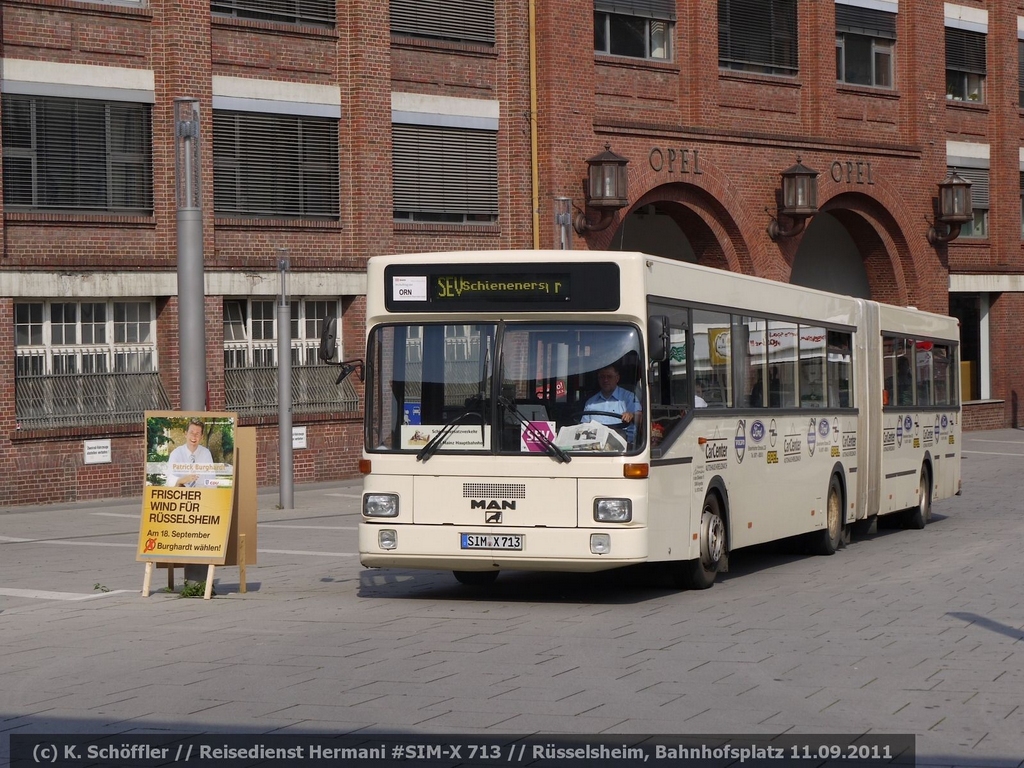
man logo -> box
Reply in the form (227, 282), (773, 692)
(471, 499), (516, 510)
(472, 499), (514, 524)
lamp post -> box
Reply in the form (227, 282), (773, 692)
(277, 250), (293, 510)
(927, 170), (973, 245)
(174, 97), (207, 411)
(174, 97), (207, 584)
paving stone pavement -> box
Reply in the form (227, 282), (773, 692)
(1, 429), (1023, 767)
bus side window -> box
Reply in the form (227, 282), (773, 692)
(738, 315), (767, 407)
(648, 302), (691, 452)
(768, 319), (798, 408)
(882, 336), (895, 406)
(826, 330), (852, 408)
(692, 308), (732, 407)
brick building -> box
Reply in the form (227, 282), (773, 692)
(1, 0), (1020, 506)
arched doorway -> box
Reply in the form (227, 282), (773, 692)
(789, 211), (871, 298)
(794, 193), (914, 306)
(616, 203), (697, 262)
(602, 187), (910, 307)
(608, 184), (749, 274)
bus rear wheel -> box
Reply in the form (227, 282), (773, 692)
(904, 467), (931, 530)
(453, 570), (499, 586)
(810, 475), (843, 556)
(682, 493), (726, 590)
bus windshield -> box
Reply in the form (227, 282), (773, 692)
(366, 322), (645, 456)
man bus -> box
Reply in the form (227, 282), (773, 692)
(321, 251), (960, 589)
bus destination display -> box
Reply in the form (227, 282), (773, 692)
(384, 262), (619, 312)
(434, 274), (569, 302)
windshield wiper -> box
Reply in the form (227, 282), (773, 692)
(498, 396), (571, 464)
(416, 411), (486, 463)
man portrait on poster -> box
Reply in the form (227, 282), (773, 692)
(167, 417), (217, 487)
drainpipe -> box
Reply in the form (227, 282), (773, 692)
(529, 0), (540, 249)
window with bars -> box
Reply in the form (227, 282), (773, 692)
(2, 94), (153, 214)
(224, 298), (337, 368)
(223, 298), (357, 416)
(718, 0), (798, 76)
(594, 0), (675, 61)
(14, 299), (167, 429)
(390, 0), (495, 45)
(946, 27), (986, 102)
(213, 110), (339, 220)
(392, 123), (498, 224)
(15, 300), (157, 376)
(211, 0), (335, 27)
(949, 166), (988, 238)
(836, 5), (895, 88)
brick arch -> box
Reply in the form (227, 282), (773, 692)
(587, 160), (756, 275)
(819, 189), (920, 306)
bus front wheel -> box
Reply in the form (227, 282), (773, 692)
(453, 570), (499, 586)
(682, 493), (726, 590)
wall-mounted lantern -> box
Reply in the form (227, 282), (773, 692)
(927, 170), (973, 245)
(573, 144), (630, 234)
(767, 157), (819, 240)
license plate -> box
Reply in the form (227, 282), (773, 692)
(460, 533), (524, 550)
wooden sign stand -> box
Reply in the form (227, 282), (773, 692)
(140, 426), (258, 600)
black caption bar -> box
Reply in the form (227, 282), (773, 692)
(11, 733), (915, 768)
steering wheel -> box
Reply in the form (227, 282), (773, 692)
(577, 410), (629, 433)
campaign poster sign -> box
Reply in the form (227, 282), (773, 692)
(521, 421), (557, 452)
(137, 411), (236, 564)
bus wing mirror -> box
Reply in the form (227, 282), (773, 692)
(648, 315), (670, 363)
(318, 316), (338, 362)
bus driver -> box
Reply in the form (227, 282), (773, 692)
(583, 364), (642, 442)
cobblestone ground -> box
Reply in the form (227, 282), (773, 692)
(1, 429), (1022, 768)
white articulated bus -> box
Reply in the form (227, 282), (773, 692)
(327, 250), (961, 589)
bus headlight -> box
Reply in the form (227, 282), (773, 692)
(594, 498), (632, 522)
(363, 493), (399, 517)
(378, 529), (398, 550)
(590, 533), (611, 554)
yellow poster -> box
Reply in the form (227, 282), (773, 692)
(709, 327), (731, 366)
(137, 411), (237, 564)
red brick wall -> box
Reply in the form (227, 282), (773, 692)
(2, 0), (1022, 509)
(963, 401), (1009, 431)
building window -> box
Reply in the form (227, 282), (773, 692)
(16, 300), (157, 375)
(1020, 171), (1024, 239)
(949, 166), (988, 238)
(1, 95), (152, 214)
(718, 0), (798, 76)
(14, 300), (167, 429)
(949, 293), (984, 401)
(225, 298), (336, 368)
(594, 0), (675, 61)
(213, 110), (339, 220)
(223, 298), (357, 416)
(211, 0), (335, 27)
(836, 5), (895, 88)
(946, 28), (986, 102)
(390, 0), (494, 45)
(392, 124), (498, 224)
(1019, 39), (1024, 107)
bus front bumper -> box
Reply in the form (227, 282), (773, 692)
(359, 523), (649, 573)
